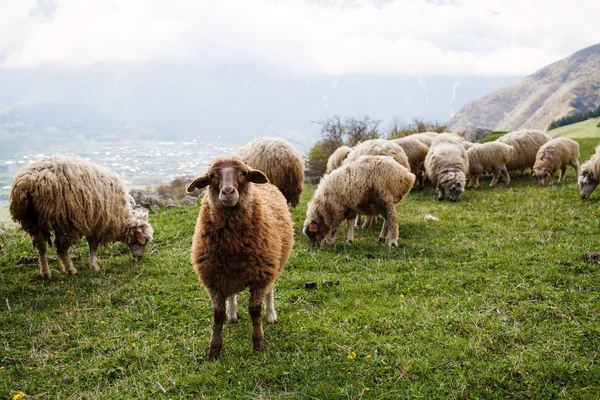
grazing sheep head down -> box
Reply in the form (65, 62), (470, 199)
(532, 165), (551, 186)
(122, 209), (154, 259)
(186, 156), (269, 208)
(579, 173), (598, 200)
(303, 199), (330, 247)
(438, 169), (466, 202)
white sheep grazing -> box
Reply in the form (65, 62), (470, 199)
(303, 156), (415, 248)
(532, 137), (580, 186)
(9, 156), (153, 279)
(432, 132), (465, 145)
(187, 155), (294, 361)
(463, 141), (476, 151)
(497, 130), (552, 174)
(424, 141), (469, 201)
(343, 139), (410, 171)
(466, 142), (514, 188)
(326, 145), (353, 174)
(411, 133), (435, 148)
(579, 144), (600, 199)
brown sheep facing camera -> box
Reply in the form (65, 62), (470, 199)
(187, 155), (294, 361)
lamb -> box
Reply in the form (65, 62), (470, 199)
(579, 144), (600, 199)
(9, 156), (154, 279)
(343, 139), (410, 171)
(497, 129), (552, 174)
(424, 141), (469, 201)
(303, 155), (415, 248)
(187, 155), (294, 361)
(237, 137), (304, 207)
(326, 145), (352, 174)
(532, 137), (580, 186)
(466, 142), (514, 188)
(391, 136), (429, 189)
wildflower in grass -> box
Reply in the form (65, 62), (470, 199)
(347, 351), (357, 360)
(366, 355), (372, 359)
(0, 366), (4, 370)
(399, 294), (404, 299)
(557, 244), (561, 248)
(100, 321), (105, 325)
(13, 392), (25, 400)
(227, 370), (231, 373)
(237, 381), (241, 385)
(365, 388), (370, 391)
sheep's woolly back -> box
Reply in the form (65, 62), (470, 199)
(410, 133), (435, 148)
(534, 137), (580, 171)
(497, 130), (552, 171)
(463, 141), (476, 151)
(9, 156), (152, 246)
(237, 137), (305, 207)
(432, 133), (465, 145)
(467, 142), (514, 174)
(580, 144), (600, 180)
(391, 137), (429, 175)
(307, 156), (415, 228)
(326, 145), (352, 173)
(425, 142), (469, 182)
(343, 139), (410, 171)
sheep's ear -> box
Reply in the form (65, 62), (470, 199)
(187, 174), (211, 192)
(136, 230), (146, 245)
(309, 222), (318, 232)
(247, 169), (269, 184)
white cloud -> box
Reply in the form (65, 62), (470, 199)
(0, 0), (598, 76)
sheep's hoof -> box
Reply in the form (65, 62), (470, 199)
(377, 237), (386, 245)
(90, 264), (100, 272)
(389, 242), (398, 248)
(228, 316), (238, 324)
(267, 318), (277, 324)
(41, 271), (52, 279)
(253, 339), (264, 351)
(66, 267), (78, 275)
(345, 240), (353, 245)
(207, 353), (220, 362)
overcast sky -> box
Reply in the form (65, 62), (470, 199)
(1, 0), (599, 76)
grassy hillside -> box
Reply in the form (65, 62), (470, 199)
(549, 118), (600, 138)
(1, 139), (600, 398)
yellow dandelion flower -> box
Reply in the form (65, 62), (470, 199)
(296, 312), (300, 315)
(557, 244), (561, 248)
(366, 355), (372, 359)
(13, 392), (25, 400)
(347, 355), (353, 359)
(227, 370), (231, 373)
(399, 294), (404, 299)
(237, 381), (242, 385)
(365, 388), (371, 391)
(372, 298), (376, 302)
(347, 372), (351, 375)
(0, 366), (4, 370)
(100, 321), (105, 325)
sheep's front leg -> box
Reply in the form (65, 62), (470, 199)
(56, 236), (77, 275)
(249, 285), (268, 351)
(378, 219), (389, 245)
(558, 167), (566, 183)
(33, 232), (51, 279)
(383, 204), (399, 248)
(490, 170), (500, 187)
(437, 185), (445, 201)
(572, 160), (579, 177)
(226, 294), (238, 323)
(264, 286), (277, 324)
(207, 291), (226, 361)
(501, 166), (510, 185)
(346, 218), (355, 244)
(87, 237), (100, 272)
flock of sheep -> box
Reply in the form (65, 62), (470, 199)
(7, 131), (600, 360)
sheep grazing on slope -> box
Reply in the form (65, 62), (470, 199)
(237, 137), (304, 207)
(343, 139), (410, 171)
(303, 156), (415, 248)
(9, 156), (154, 279)
(532, 137), (580, 186)
(579, 144), (600, 199)
(187, 155), (294, 361)
(326, 145), (353, 174)
(497, 129), (552, 174)
(391, 136), (429, 189)
(466, 142), (514, 188)
(424, 141), (469, 201)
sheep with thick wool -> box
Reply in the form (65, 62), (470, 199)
(237, 137), (304, 207)
(579, 144), (600, 199)
(463, 141), (476, 151)
(497, 130), (552, 174)
(304, 155), (415, 248)
(326, 145), (352, 174)
(432, 132), (465, 145)
(425, 141), (469, 201)
(9, 156), (154, 279)
(532, 137), (580, 186)
(391, 136), (429, 189)
(466, 142), (514, 188)
(411, 133), (435, 148)
(343, 139), (410, 171)
(187, 155), (294, 361)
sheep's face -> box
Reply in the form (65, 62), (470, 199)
(533, 167), (551, 186)
(126, 211), (154, 259)
(303, 200), (329, 246)
(186, 156), (269, 208)
(579, 173), (598, 199)
(439, 170), (466, 202)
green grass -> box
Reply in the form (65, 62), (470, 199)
(479, 132), (509, 143)
(1, 139), (600, 398)
(549, 118), (600, 139)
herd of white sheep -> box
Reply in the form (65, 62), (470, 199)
(7, 132), (600, 360)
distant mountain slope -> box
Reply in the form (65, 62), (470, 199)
(550, 118), (600, 139)
(449, 44), (600, 132)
